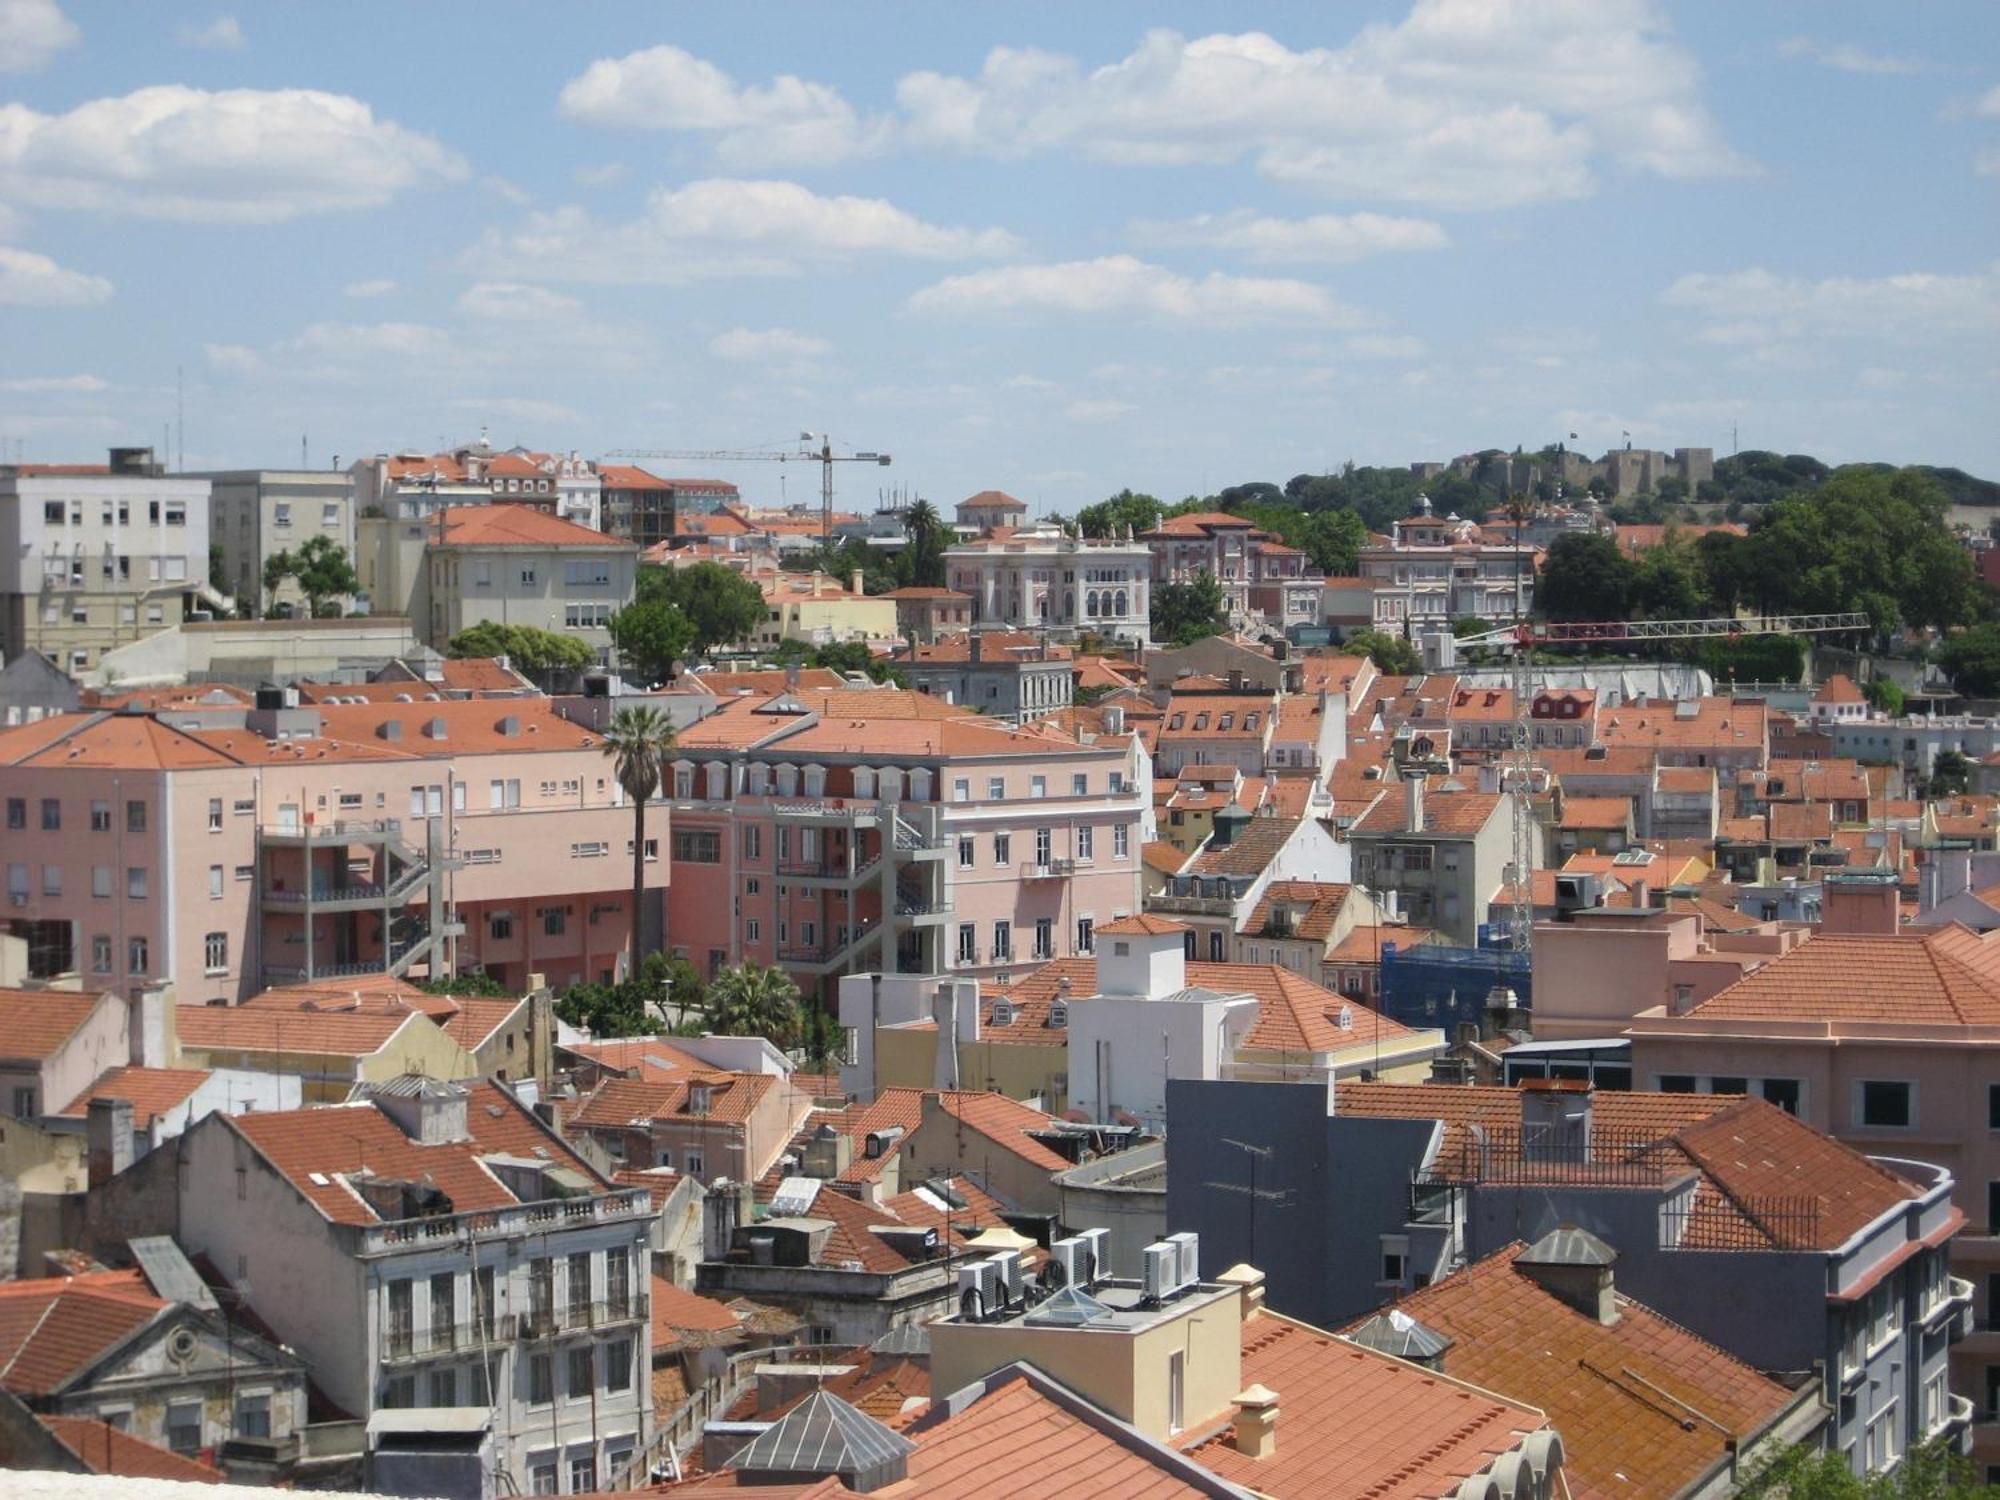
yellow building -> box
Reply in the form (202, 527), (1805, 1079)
(753, 571), (898, 648)
(176, 1002), (477, 1103)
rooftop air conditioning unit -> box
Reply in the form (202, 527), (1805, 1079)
(1142, 1242), (1177, 1303)
(986, 1250), (1024, 1310)
(957, 1258), (1001, 1321)
(1077, 1227), (1110, 1285)
(1166, 1231), (1201, 1290)
(1048, 1236), (1087, 1289)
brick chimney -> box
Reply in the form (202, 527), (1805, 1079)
(1230, 1384), (1280, 1460)
(87, 1096), (134, 1187)
(1821, 871), (1899, 935)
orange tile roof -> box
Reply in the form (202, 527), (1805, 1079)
(829, 1090), (929, 1185)
(1227, 965), (1416, 1055)
(1159, 694), (1275, 741)
(1656, 766), (1715, 793)
(177, 1004), (425, 1059)
(1191, 1311), (1549, 1498)
(1814, 674), (1864, 705)
(1598, 699), (1766, 753)
(437, 503), (634, 549)
(56, 1065), (209, 1127)
(1378, 1243), (1796, 1500)
(749, 1176), (918, 1273)
(0, 988), (112, 1064)
(1352, 790), (1503, 837)
(38, 1414), (223, 1483)
(652, 1274), (744, 1350)
(568, 1035), (718, 1080)
(1141, 840), (1188, 876)
(1239, 881), (1353, 942)
(226, 1080), (601, 1226)
(574, 1071), (777, 1128)
(0, 1272), (165, 1395)
(598, 463), (667, 489)
(1097, 914), (1190, 937)
(436, 656), (536, 693)
(1073, 656), (1139, 691)
(1144, 510), (1258, 537)
(690, 667), (847, 696)
(1691, 927), (2000, 1024)
(960, 489), (1028, 511)
(0, 712), (238, 769)
(1559, 796), (1634, 831)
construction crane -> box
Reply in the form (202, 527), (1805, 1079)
(1452, 611), (1872, 955)
(607, 433), (890, 547)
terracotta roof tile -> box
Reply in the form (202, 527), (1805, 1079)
(1814, 674), (1864, 705)
(568, 1035), (718, 1079)
(177, 1004), (426, 1059)
(56, 1065), (210, 1127)
(1141, 840), (1189, 876)
(1239, 881), (1353, 942)
(575, 1072), (776, 1128)
(1377, 1244), (1796, 1500)
(1097, 914), (1190, 937)
(437, 504), (635, 549)
(0, 988), (112, 1064)
(1692, 928), (2000, 1024)
(0, 1273), (164, 1395)
(1188, 813), (1303, 877)
(1352, 791), (1503, 837)
(1559, 796), (1634, 831)
(652, 1274), (744, 1349)
(39, 1414), (223, 1482)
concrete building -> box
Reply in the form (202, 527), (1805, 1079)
(1232, 880), (1441, 1006)
(1346, 778), (1521, 946)
(0, 692), (668, 1005)
(953, 489), (1029, 537)
(898, 631), (1074, 722)
(667, 686), (1145, 1001)
(199, 469), (355, 616)
(1352, 502), (1537, 633)
(0, 987), (138, 1122)
(0, 649), (80, 726)
(113, 1076), (654, 1495)
(944, 526), (1152, 645)
(347, 452), (493, 520)
(0, 450), (214, 677)
(883, 587), (971, 644)
(1168, 1076), (1970, 1476)
(1147, 810), (1352, 963)
(752, 572), (898, 649)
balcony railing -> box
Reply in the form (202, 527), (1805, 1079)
(1019, 859), (1076, 879)
(382, 1318), (501, 1363)
(513, 1297), (645, 1340)
(358, 1188), (651, 1253)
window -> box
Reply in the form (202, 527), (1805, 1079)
(958, 836), (975, 869)
(44, 499), (65, 524)
(127, 867), (148, 899)
(1034, 917), (1054, 959)
(957, 924), (977, 964)
(742, 825), (761, 860)
(1031, 776), (1047, 798)
(127, 799), (146, 833)
(1209, 930), (1225, 961)
(490, 913), (513, 941)
(273, 502), (292, 528)
(488, 778), (521, 810)
(1380, 1235), (1409, 1284)
(385, 1277), (414, 1353)
(567, 1251), (592, 1318)
(204, 932), (227, 974)
(166, 1402), (201, 1455)
(429, 1272), (454, 1343)
(570, 1454), (598, 1494)
(1167, 1350), (1185, 1436)
(208, 798), (223, 832)
(994, 833), (1010, 867)
(543, 908), (566, 937)
(530, 1456), (559, 1494)
(1658, 1074), (1696, 1093)
(1989, 1181), (2000, 1235)
(1113, 823), (1130, 859)
(1760, 1078), (1802, 1115)
(235, 1393), (271, 1439)
(91, 935), (111, 973)
(953, 778), (970, 803)
(519, 566), (537, 586)
(988, 776), (1005, 801)
(208, 864), (223, 899)
(992, 920), (1012, 961)
(323, 501), (341, 528)
(1077, 825), (1093, 861)
(1989, 1082), (2000, 1133)
(3, 798), (21, 830)
(672, 829), (721, 863)
(1076, 917), (1094, 954)
(607, 1337), (633, 1391)
(606, 1249), (631, 1315)
(685, 1148), (704, 1178)
(529, 1352), (554, 1404)
(428, 1369), (457, 1407)
(40, 798), (59, 831)
(1110, 771), (1125, 794)
(41, 865), (59, 897)
(1858, 1080), (1912, 1129)
(381, 1374), (416, 1410)
(92, 865), (111, 898)
(1035, 828), (1052, 866)
(12, 1086), (36, 1117)
(1072, 773), (1088, 796)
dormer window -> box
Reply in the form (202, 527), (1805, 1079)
(991, 1000), (1014, 1027)
(1047, 1000), (1068, 1028)
(688, 1083), (712, 1114)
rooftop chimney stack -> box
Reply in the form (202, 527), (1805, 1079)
(1405, 771), (1427, 833)
(1519, 1078), (1592, 1163)
(1516, 1225), (1621, 1326)
(86, 1096), (134, 1187)
(1231, 1385), (1280, 1460)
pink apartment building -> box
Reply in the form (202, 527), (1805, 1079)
(0, 691), (666, 1006)
(1627, 875), (2000, 1467)
(664, 687), (1146, 1002)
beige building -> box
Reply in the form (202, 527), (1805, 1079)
(753, 570), (898, 648)
(198, 469), (355, 615)
(0, 450), (213, 677)
(174, 998), (477, 1102)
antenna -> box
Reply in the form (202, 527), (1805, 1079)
(176, 365), (184, 472)
(1205, 1137), (1288, 1266)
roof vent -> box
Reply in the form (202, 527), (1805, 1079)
(496, 715), (521, 737)
(377, 720), (403, 741)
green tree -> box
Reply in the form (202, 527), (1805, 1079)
(809, 640), (908, 686)
(600, 705), (676, 983)
(1927, 748), (1973, 799)
(1740, 1437), (1989, 1498)
(1452, 616), (1495, 639)
(1077, 489), (1163, 539)
(1345, 629), (1420, 674)
(1865, 677), (1905, 716)
(1935, 624), (2000, 698)
(417, 971), (511, 997)
(704, 963), (803, 1047)
(208, 543), (230, 597)
(446, 622), (593, 674)
(1538, 533), (1637, 622)
(607, 600), (698, 684)
(1632, 537), (1704, 619)
(554, 977), (663, 1038)
(292, 534), (359, 617)
(261, 549), (295, 616)
(901, 498), (947, 589)
(635, 561), (768, 654)
(1150, 569), (1228, 647)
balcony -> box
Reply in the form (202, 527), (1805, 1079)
(1019, 859), (1077, 880)
(260, 816), (407, 846)
(513, 1297), (646, 1341)
(381, 1318), (502, 1364)
(1925, 1276), (1977, 1340)
(1941, 1394), (1975, 1451)
(357, 1187), (651, 1254)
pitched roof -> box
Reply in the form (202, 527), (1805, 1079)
(574, 1071), (777, 1128)
(1142, 840), (1189, 876)
(652, 1274), (745, 1350)
(1097, 914), (1191, 937)
(1239, 881), (1353, 942)
(176, 1004), (425, 1059)
(38, 1414), (224, 1483)
(567, 1035), (718, 1080)
(1377, 1243), (1797, 1500)
(1559, 796), (1634, 831)
(225, 1080), (602, 1226)
(0, 1272), (165, 1395)
(56, 1066), (210, 1127)
(1689, 927), (2000, 1025)
(1597, 699), (1766, 752)
(1352, 791), (1503, 837)
(960, 489), (1028, 511)
(0, 988), (111, 1064)
(1188, 814), (1304, 878)
(597, 463), (667, 489)
(436, 503), (634, 549)
(1190, 1311), (1549, 1499)
(1814, 674), (1865, 705)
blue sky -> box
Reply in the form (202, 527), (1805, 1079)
(2, 0), (1996, 512)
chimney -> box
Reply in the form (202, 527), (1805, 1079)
(785, 661), (801, 691)
(1216, 1262), (1266, 1323)
(1404, 771), (1426, 833)
(1104, 705), (1125, 735)
(128, 982), (178, 1068)
(87, 1096), (135, 1186)
(1821, 871), (1900, 935)
(1519, 1078), (1592, 1163)
(1516, 1225), (1620, 1326)
(970, 633), (983, 664)
(1230, 1385), (1280, 1460)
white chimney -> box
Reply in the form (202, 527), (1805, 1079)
(1404, 771), (1427, 833)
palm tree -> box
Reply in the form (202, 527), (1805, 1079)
(600, 704), (676, 982)
(705, 963), (802, 1048)
(904, 499), (944, 588)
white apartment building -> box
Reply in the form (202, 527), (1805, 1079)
(0, 449), (212, 675)
(161, 1076), (652, 1495)
(199, 469), (356, 614)
(944, 524), (1152, 644)
(1355, 501), (1536, 632)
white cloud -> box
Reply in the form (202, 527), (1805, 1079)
(1344, 333), (1428, 360)
(203, 343), (262, 375)
(0, 372), (104, 392)
(481, 175), (530, 206)
(456, 282), (581, 320)
(0, 244), (111, 306)
(449, 396), (580, 426)
(573, 162), (626, 187)
(0, 86), (468, 223)
(906, 255), (1367, 328)
(0, 0), (78, 74)
(179, 15), (245, 52)
(558, 45), (885, 167)
(1063, 397), (1137, 423)
(708, 326), (831, 363)
(1663, 263), (2000, 346)
(342, 277), (396, 299)
(1130, 208), (1448, 263)
(465, 178), (1018, 285)
(1778, 38), (1930, 76)
(894, 6), (1748, 209)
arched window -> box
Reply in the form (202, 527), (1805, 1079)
(802, 764), (827, 797)
(852, 766), (877, 800)
(1115, 590), (1128, 617)
(1086, 591), (1099, 617)
(746, 763), (771, 796)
